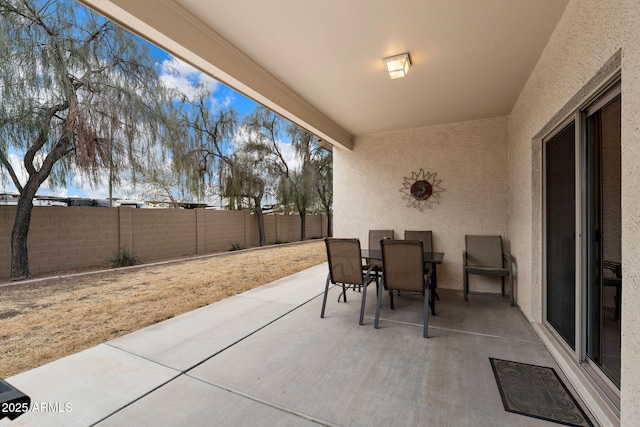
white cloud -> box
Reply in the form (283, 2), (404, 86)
(278, 142), (300, 172)
(159, 56), (218, 101)
(210, 93), (235, 111)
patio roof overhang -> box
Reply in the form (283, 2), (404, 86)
(78, 0), (568, 150)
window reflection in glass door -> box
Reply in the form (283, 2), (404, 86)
(586, 93), (621, 388)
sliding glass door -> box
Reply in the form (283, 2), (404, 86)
(586, 92), (621, 388)
(545, 122), (576, 349)
(544, 83), (621, 391)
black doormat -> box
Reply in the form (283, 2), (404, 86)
(489, 358), (594, 427)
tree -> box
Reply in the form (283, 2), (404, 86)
(0, 0), (175, 279)
(170, 88), (238, 200)
(241, 106), (292, 212)
(138, 161), (187, 208)
(286, 125), (318, 240)
(242, 108), (331, 241)
(171, 92), (272, 245)
(221, 153), (268, 244)
(314, 148), (333, 237)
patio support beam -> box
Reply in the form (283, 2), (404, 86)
(78, 0), (354, 151)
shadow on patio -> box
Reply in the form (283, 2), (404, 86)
(3, 263), (594, 426)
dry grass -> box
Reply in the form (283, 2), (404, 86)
(0, 241), (326, 378)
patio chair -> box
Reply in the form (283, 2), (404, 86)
(375, 239), (431, 338)
(322, 238), (378, 325)
(368, 229), (394, 276)
(404, 230), (438, 305)
(369, 229), (394, 252)
(463, 235), (514, 306)
(404, 230), (433, 252)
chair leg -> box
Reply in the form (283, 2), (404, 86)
(359, 281), (368, 326)
(423, 291), (430, 338)
(374, 277), (384, 329)
(501, 277), (505, 296)
(509, 275), (515, 306)
(430, 286), (436, 316)
(337, 284), (347, 302)
(463, 271), (469, 301)
(389, 290), (395, 310)
(321, 274), (331, 318)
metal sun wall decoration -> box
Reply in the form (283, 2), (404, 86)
(400, 169), (445, 212)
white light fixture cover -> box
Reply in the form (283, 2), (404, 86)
(384, 53), (411, 79)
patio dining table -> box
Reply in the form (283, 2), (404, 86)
(361, 249), (444, 315)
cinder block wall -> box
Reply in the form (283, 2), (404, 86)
(0, 206), (327, 279)
(131, 208), (198, 260)
(0, 208), (14, 274)
(276, 215), (301, 243)
(0, 206), (120, 277)
(204, 209), (250, 252)
(263, 215), (277, 244)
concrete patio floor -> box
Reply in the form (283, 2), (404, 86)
(2, 263), (596, 426)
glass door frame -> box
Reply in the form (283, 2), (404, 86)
(581, 84), (621, 396)
(542, 116), (580, 352)
(541, 76), (621, 399)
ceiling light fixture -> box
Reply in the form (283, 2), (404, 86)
(383, 53), (411, 79)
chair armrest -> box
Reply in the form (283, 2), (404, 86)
(502, 252), (513, 274)
(363, 264), (378, 284)
(424, 264), (434, 287)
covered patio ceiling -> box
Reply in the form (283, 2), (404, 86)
(79, 0), (568, 150)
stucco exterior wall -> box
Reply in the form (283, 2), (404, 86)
(508, 0), (639, 423)
(621, 4), (640, 425)
(334, 116), (509, 292)
(508, 0), (624, 323)
(620, 2), (640, 424)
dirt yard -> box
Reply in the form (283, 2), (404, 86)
(0, 240), (326, 378)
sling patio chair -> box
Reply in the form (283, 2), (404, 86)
(375, 239), (432, 338)
(404, 230), (433, 253)
(404, 230), (439, 305)
(368, 229), (394, 269)
(367, 229), (394, 288)
(463, 235), (514, 306)
(322, 238), (379, 325)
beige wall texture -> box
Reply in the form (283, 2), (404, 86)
(0, 206), (328, 279)
(507, 0), (639, 424)
(508, 0), (625, 323)
(334, 116), (509, 292)
(620, 2), (640, 423)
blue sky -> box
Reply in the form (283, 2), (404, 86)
(1, 25), (296, 204)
